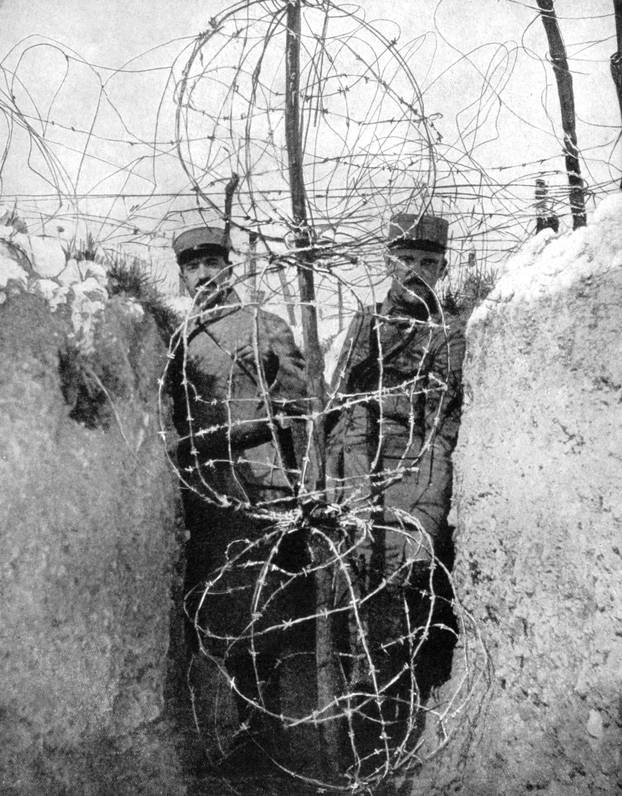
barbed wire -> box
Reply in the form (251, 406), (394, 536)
(151, 4), (492, 784)
(154, 255), (488, 791)
(2, 0), (619, 791)
(0, 2), (618, 267)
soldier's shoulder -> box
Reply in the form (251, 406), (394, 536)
(359, 303), (378, 319)
(257, 305), (287, 322)
(334, 305), (376, 373)
(424, 311), (465, 367)
(344, 303), (376, 335)
(253, 308), (302, 352)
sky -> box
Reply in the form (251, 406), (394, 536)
(0, 0), (618, 305)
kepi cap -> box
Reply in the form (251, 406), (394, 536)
(172, 225), (232, 265)
(388, 213), (448, 253)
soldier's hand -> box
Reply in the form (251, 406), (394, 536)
(233, 342), (257, 368)
(234, 343), (279, 385)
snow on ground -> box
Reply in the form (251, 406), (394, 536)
(0, 244), (28, 293)
(472, 193), (622, 325)
(164, 294), (193, 319)
(0, 228), (111, 350)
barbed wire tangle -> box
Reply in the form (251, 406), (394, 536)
(2, 0), (618, 791)
(159, 2), (490, 791)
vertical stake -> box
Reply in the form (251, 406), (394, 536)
(284, 0), (343, 776)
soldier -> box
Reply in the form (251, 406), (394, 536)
(327, 213), (465, 759)
(169, 225), (308, 763)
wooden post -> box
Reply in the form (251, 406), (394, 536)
(535, 178), (559, 234)
(284, 0), (342, 776)
(248, 230), (258, 299)
(337, 279), (344, 333)
(536, 0), (587, 228)
(223, 172), (239, 243)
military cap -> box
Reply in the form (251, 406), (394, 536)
(388, 213), (448, 253)
(172, 225), (232, 265)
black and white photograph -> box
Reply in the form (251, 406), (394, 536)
(0, 1), (620, 793)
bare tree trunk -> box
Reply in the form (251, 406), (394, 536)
(536, 0), (587, 228)
(611, 0), (622, 187)
(284, 0), (342, 776)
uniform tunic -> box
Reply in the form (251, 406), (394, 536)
(327, 290), (465, 574)
(326, 290), (466, 733)
(169, 291), (308, 657)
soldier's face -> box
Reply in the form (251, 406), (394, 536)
(180, 253), (229, 305)
(388, 247), (445, 290)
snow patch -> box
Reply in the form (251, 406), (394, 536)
(59, 259), (87, 286)
(121, 298), (145, 320)
(76, 276), (108, 303)
(163, 294), (193, 320)
(0, 257), (28, 290)
(25, 235), (66, 279)
(68, 284), (106, 352)
(471, 193), (622, 325)
(82, 262), (107, 283)
(0, 226), (113, 349)
(32, 279), (69, 311)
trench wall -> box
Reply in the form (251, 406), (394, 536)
(0, 290), (183, 794)
(411, 195), (622, 795)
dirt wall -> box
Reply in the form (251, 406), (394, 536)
(410, 197), (622, 795)
(0, 291), (184, 794)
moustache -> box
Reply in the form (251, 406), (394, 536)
(400, 276), (433, 293)
(196, 279), (217, 291)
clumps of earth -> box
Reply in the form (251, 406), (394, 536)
(0, 222), (111, 350)
(0, 215), (190, 354)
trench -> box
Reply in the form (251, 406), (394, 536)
(0, 287), (460, 795)
(161, 499), (460, 793)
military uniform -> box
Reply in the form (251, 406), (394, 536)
(326, 215), (465, 754)
(173, 291), (306, 511)
(169, 227), (309, 748)
(328, 292), (465, 566)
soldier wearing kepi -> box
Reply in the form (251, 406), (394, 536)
(169, 225), (308, 763)
(327, 213), (465, 753)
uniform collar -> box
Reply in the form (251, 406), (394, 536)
(380, 287), (440, 323)
(192, 287), (242, 326)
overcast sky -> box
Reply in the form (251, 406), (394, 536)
(0, 0), (618, 296)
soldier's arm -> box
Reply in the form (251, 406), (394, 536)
(261, 313), (307, 415)
(250, 313), (308, 476)
(185, 315), (306, 458)
(324, 309), (372, 437)
(425, 321), (466, 457)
